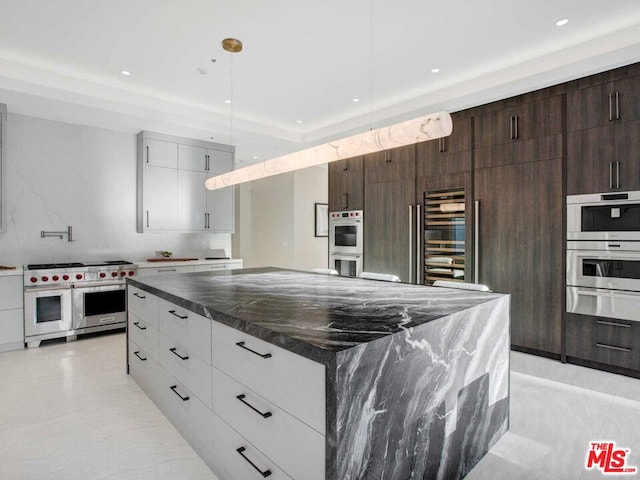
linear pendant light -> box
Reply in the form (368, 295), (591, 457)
(205, 111), (453, 190)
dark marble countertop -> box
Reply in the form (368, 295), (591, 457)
(128, 267), (505, 364)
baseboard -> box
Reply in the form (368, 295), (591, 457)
(511, 345), (561, 361)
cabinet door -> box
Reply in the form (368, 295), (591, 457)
(474, 158), (562, 355)
(206, 186), (234, 233)
(364, 145), (415, 184)
(208, 149), (234, 174)
(616, 75), (640, 123)
(566, 125), (616, 195)
(178, 144), (208, 172)
(364, 179), (415, 282)
(145, 139), (178, 168)
(415, 116), (472, 177)
(144, 166), (178, 230)
(615, 119), (640, 191)
(566, 82), (615, 131)
(328, 160), (364, 211)
(178, 170), (207, 231)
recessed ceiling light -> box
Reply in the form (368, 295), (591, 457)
(296, 120), (303, 124)
(352, 98), (360, 103)
(431, 68), (440, 74)
(197, 67), (208, 75)
(252, 156), (259, 160)
(556, 18), (569, 27)
(121, 70), (131, 76)
(224, 99), (232, 104)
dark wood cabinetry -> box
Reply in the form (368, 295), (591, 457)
(566, 313), (640, 373)
(474, 158), (563, 355)
(363, 145), (415, 282)
(328, 156), (364, 211)
(415, 115), (472, 177)
(566, 74), (640, 194)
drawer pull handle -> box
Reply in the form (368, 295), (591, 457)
(168, 310), (188, 320)
(235, 341), (272, 359)
(597, 320), (631, 328)
(169, 347), (189, 360)
(133, 321), (147, 331)
(169, 385), (190, 401)
(133, 351), (147, 361)
(236, 394), (272, 418)
(596, 343), (631, 353)
(133, 292), (146, 299)
(236, 447), (272, 478)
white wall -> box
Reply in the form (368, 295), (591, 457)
(233, 166), (328, 270)
(0, 113), (231, 266)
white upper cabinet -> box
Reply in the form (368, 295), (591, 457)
(137, 131), (234, 233)
(179, 144), (209, 172)
(0, 103), (6, 233)
(145, 139), (178, 168)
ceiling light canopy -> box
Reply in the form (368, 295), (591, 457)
(556, 18), (569, 27)
(121, 70), (131, 76)
(222, 38), (243, 53)
(206, 111), (453, 190)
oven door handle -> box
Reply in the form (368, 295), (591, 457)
(24, 286), (72, 293)
(71, 282), (125, 289)
(575, 289), (640, 300)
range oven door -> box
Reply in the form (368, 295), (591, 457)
(72, 283), (126, 330)
(329, 212), (363, 255)
(567, 248), (640, 292)
(24, 287), (72, 337)
(567, 286), (640, 322)
(329, 254), (363, 278)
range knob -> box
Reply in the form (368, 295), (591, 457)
(76, 274), (83, 280)
(128, 271), (135, 276)
(52, 275), (59, 281)
(99, 272), (106, 278)
(42, 276), (49, 282)
(111, 272), (118, 278)
(62, 275), (69, 281)
(120, 271), (127, 277)
(30, 277), (38, 283)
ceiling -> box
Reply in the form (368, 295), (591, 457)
(1, 0), (640, 166)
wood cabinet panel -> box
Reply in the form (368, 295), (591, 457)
(364, 180), (415, 282)
(364, 145), (415, 184)
(416, 115), (472, 158)
(614, 119), (640, 192)
(328, 160), (364, 211)
(474, 158), (562, 354)
(565, 313), (640, 371)
(566, 126), (616, 195)
(475, 134), (562, 169)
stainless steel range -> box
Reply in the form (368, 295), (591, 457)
(24, 260), (137, 348)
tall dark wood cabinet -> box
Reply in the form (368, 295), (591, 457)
(363, 145), (415, 282)
(328, 156), (364, 212)
(473, 95), (563, 356)
(566, 73), (640, 194)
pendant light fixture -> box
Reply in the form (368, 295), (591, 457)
(206, 29), (452, 191)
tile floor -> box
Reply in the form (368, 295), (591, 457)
(0, 332), (638, 480)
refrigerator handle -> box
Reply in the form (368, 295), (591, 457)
(474, 200), (480, 284)
(409, 204), (414, 284)
(416, 203), (422, 285)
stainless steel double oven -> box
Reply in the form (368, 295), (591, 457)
(329, 210), (363, 277)
(566, 191), (640, 322)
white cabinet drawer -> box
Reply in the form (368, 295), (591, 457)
(127, 286), (158, 328)
(192, 263), (232, 273)
(158, 332), (213, 408)
(0, 309), (24, 346)
(158, 299), (211, 364)
(211, 321), (325, 434)
(128, 314), (159, 361)
(156, 366), (214, 465)
(129, 340), (159, 398)
(213, 367), (325, 480)
(0, 276), (22, 310)
(138, 266), (195, 276)
(211, 413), (293, 480)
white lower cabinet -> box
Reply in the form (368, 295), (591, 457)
(138, 265), (195, 276)
(158, 331), (213, 408)
(211, 413), (294, 480)
(0, 275), (24, 352)
(213, 367), (325, 480)
(127, 286), (326, 480)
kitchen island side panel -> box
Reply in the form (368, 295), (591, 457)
(333, 295), (510, 480)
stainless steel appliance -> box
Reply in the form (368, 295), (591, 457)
(329, 210), (363, 277)
(567, 190), (640, 323)
(24, 261), (137, 347)
(567, 190), (640, 241)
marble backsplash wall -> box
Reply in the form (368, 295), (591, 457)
(0, 113), (231, 265)
(334, 296), (510, 480)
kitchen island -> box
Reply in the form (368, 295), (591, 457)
(127, 267), (510, 480)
